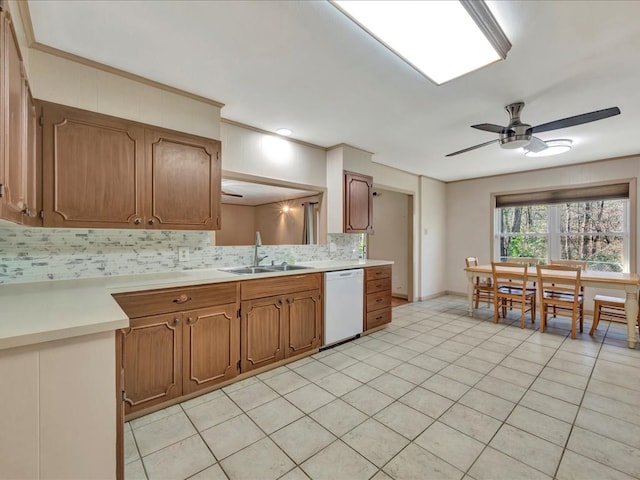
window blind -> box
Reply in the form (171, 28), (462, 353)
(495, 183), (630, 208)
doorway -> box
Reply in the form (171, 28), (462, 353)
(368, 188), (414, 303)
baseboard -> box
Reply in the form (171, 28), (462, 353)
(392, 293), (408, 300)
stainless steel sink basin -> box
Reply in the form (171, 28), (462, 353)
(220, 264), (313, 275)
(265, 264), (312, 271)
(221, 266), (275, 275)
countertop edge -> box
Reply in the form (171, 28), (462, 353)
(0, 260), (393, 351)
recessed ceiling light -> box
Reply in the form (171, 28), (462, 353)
(524, 139), (573, 158)
(276, 128), (292, 136)
(331, 0), (511, 85)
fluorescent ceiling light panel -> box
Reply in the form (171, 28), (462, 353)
(332, 0), (510, 85)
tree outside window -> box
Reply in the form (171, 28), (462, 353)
(497, 199), (627, 272)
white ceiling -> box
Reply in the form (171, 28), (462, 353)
(221, 179), (318, 206)
(27, 1), (640, 182)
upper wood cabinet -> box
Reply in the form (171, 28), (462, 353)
(344, 170), (373, 234)
(0, 10), (39, 225)
(145, 129), (220, 230)
(41, 102), (221, 230)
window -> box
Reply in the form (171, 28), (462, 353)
(495, 194), (630, 272)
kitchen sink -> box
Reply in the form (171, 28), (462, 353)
(221, 266), (275, 275)
(220, 264), (313, 275)
(265, 264), (312, 271)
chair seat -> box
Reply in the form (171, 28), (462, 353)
(497, 286), (536, 295)
(594, 294), (625, 306)
(543, 292), (583, 302)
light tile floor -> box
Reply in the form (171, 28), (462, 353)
(125, 295), (640, 480)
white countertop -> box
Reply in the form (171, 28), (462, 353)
(0, 259), (392, 350)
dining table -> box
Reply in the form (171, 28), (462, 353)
(464, 264), (640, 348)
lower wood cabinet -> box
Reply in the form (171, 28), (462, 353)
(121, 313), (183, 413)
(115, 283), (240, 416)
(285, 289), (322, 358)
(182, 303), (240, 395)
(364, 266), (392, 331)
(240, 274), (322, 372)
(240, 296), (286, 372)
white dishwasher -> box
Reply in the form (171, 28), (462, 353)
(323, 269), (364, 346)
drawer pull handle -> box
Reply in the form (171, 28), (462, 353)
(173, 294), (192, 304)
(376, 316), (383, 320)
(376, 298), (383, 302)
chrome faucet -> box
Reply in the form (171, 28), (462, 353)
(253, 231), (268, 267)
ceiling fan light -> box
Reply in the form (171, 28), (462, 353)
(524, 139), (572, 157)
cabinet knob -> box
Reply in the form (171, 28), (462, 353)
(133, 218), (142, 225)
(173, 318), (180, 325)
(187, 317), (194, 324)
(148, 219), (156, 226)
(22, 207), (31, 216)
(277, 299), (283, 306)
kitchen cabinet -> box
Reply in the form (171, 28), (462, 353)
(285, 289), (322, 358)
(344, 170), (373, 234)
(364, 266), (392, 331)
(114, 282), (239, 416)
(0, 10), (38, 225)
(41, 102), (221, 230)
(240, 273), (322, 372)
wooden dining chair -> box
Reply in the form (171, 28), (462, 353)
(549, 260), (586, 318)
(590, 295), (640, 335)
(492, 262), (536, 328)
(536, 264), (584, 339)
(465, 256), (493, 308)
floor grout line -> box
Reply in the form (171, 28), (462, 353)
(126, 297), (640, 480)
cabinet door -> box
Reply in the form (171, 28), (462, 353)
(121, 313), (182, 415)
(182, 303), (240, 395)
(344, 171), (373, 233)
(241, 296), (285, 372)
(42, 104), (145, 228)
(285, 289), (322, 358)
(145, 129), (221, 230)
(0, 14), (27, 224)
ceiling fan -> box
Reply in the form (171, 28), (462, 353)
(221, 191), (243, 198)
(446, 102), (620, 157)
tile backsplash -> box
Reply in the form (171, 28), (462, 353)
(0, 228), (363, 284)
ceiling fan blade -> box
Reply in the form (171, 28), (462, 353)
(222, 191), (243, 198)
(446, 139), (499, 157)
(525, 136), (548, 153)
(471, 123), (513, 134)
(528, 107), (620, 134)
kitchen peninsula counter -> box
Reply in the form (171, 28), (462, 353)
(0, 259), (392, 351)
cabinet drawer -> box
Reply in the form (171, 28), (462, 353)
(366, 308), (391, 329)
(241, 273), (321, 300)
(367, 277), (391, 294)
(366, 266), (391, 281)
(366, 291), (391, 312)
(114, 282), (239, 318)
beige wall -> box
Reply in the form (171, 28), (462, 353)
(221, 121), (325, 187)
(256, 195), (320, 246)
(445, 156), (640, 302)
(216, 204), (256, 246)
(420, 176), (448, 299)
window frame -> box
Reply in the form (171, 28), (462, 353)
(490, 180), (636, 273)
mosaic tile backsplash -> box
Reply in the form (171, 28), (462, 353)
(0, 228), (364, 284)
